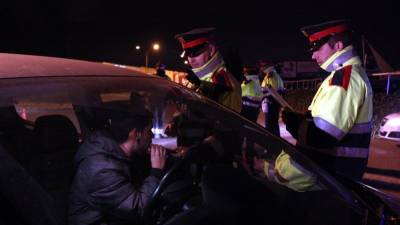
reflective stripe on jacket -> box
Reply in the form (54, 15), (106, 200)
(241, 74), (262, 109)
(192, 53), (242, 112)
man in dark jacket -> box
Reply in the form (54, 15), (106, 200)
(68, 107), (166, 225)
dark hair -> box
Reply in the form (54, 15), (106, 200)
(327, 32), (353, 48)
(94, 100), (153, 143)
(156, 68), (167, 77)
(107, 110), (153, 143)
(243, 65), (259, 75)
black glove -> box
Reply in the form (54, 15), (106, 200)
(281, 108), (301, 125)
(282, 108), (304, 139)
(185, 68), (201, 86)
(281, 107), (289, 124)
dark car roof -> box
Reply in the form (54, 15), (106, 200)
(0, 53), (150, 78)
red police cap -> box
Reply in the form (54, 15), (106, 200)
(300, 20), (351, 52)
(175, 27), (216, 49)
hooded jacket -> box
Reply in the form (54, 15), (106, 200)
(68, 131), (162, 225)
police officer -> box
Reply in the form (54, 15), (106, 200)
(241, 65), (262, 122)
(261, 64), (285, 136)
(155, 62), (171, 80)
(239, 65), (262, 173)
(175, 27), (242, 112)
(282, 20), (373, 180)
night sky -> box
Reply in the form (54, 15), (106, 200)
(1, 0), (399, 70)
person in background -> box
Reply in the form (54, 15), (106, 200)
(238, 65), (262, 173)
(155, 62), (171, 80)
(261, 63), (285, 136)
(241, 65), (262, 122)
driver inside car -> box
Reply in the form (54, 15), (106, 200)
(68, 105), (167, 225)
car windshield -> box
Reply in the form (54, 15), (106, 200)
(0, 75), (363, 224)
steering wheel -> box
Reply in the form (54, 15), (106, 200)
(143, 149), (193, 225)
(143, 137), (227, 224)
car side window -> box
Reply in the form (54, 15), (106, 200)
(14, 101), (81, 135)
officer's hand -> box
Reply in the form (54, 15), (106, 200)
(282, 107), (304, 127)
(185, 68), (201, 86)
(150, 144), (167, 170)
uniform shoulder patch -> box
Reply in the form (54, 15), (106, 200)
(329, 65), (352, 90)
(211, 69), (232, 87)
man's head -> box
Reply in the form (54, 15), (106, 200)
(258, 60), (272, 77)
(156, 62), (166, 70)
(301, 20), (353, 65)
(243, 65), (259, 75)
(103, 104), (153, 156)
(175, 27), (217, 69)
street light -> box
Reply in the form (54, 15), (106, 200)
(153, 43), (160, 51)
(135, 42), (160, 68)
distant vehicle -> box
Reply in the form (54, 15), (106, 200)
(1, 53), (400, 225)
(378, 112), (400, 141)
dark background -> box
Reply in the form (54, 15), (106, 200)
(1, 0), (399, 70)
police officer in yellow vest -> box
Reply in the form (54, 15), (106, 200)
(240, 65), (262, 172)
(261, 65), (284, 92)
(175, 27), (242, 113)
(241, 65), (262, 122)
(282, 20), (373, 180)
(261, 64), (285, 136)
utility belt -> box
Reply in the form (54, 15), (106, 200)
(242, 101), (261, 109)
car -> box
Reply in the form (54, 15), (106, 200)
(0, 53), (399, 225)
(378, 112), (400, 141)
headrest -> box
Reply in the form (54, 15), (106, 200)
(0, 106), (25, 130)
(34, 115), (79, 153)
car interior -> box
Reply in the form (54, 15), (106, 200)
(0, 76), (389, 225)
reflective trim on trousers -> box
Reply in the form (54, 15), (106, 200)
(242, 101), (260, 108)
(242, 95), (261, 102)
(314, 146), (369, 158)
(334, 147), (369, 158)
